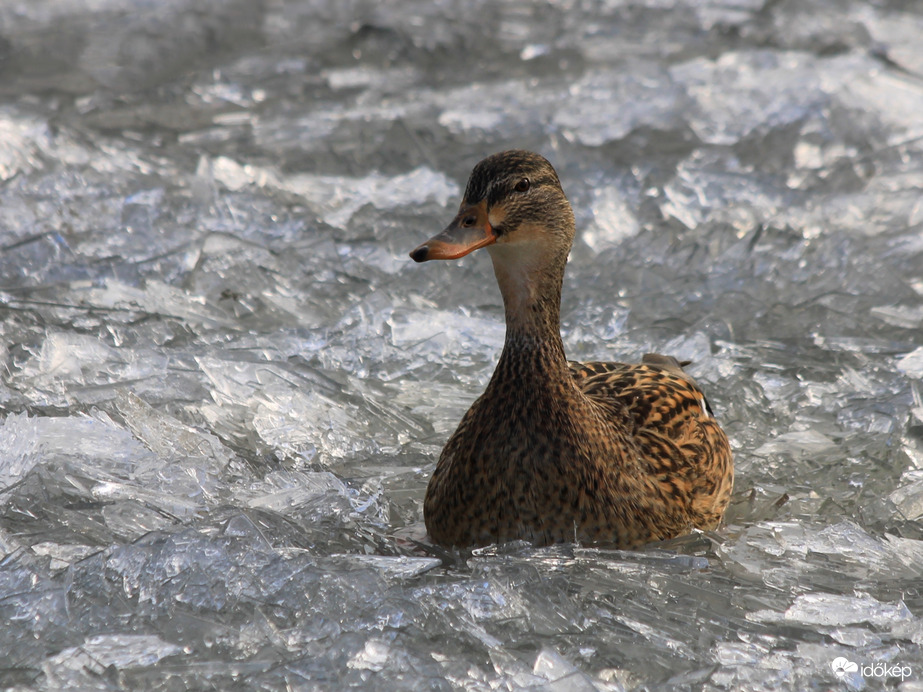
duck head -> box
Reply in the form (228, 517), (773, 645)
(410, 150), (575, 266)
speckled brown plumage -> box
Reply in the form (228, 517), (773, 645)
(410, 150), (733, 549)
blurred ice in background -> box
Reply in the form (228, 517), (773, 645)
(1, 0), (922, 689)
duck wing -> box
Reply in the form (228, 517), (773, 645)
(568, 353), (733, 530)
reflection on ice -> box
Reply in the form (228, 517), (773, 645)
(889, 472), (923, 521)
(209, 158), (459, 231)
(751, 592), (913, 628)
(670, 51), (836, 145)
(43, 634), (181, 689)
(0, 111), (47, 181)
(898, 347), (923, 379)
(555, 66), (683, 146)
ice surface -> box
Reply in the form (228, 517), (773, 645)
(553, 65), (685, 146)
(889, 471), (923, 521)
(0, 110), (46, 181)
(257, 164), (458, 230)
(898, 347), (923, 379)
(1, 0), (923, 690)
(750, 592), (914, 628)
(42, 634), (181, 689)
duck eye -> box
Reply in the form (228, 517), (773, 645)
(514, 178), (530, 193)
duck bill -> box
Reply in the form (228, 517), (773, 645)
(409, 201), (496, 262)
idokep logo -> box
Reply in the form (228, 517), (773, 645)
(831, 657), (913, 681)
(831, 657), (858, 677)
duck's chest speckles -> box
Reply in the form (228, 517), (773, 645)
(469, 346), (610, 482)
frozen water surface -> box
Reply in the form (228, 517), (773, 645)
(1, 0), (922, 689)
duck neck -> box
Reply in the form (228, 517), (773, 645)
(488, 246), (570, 381)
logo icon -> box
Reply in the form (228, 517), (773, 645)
(832, 657), (859, 678)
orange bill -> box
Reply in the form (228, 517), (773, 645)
(410, 200), (496, 262)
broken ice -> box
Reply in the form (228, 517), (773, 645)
(1, 0), (922, 690)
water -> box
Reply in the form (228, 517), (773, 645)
(1, 0), (922, 689)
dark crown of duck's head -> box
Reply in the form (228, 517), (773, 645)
(463, 150), (559, 204)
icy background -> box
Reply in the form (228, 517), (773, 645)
(1, 0), (922, 689)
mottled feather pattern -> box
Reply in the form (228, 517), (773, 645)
(570, 358), (733, 530)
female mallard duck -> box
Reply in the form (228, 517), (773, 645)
(410, 150), (733, 549)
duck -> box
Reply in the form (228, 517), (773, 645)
(409, 150), (733, 549)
